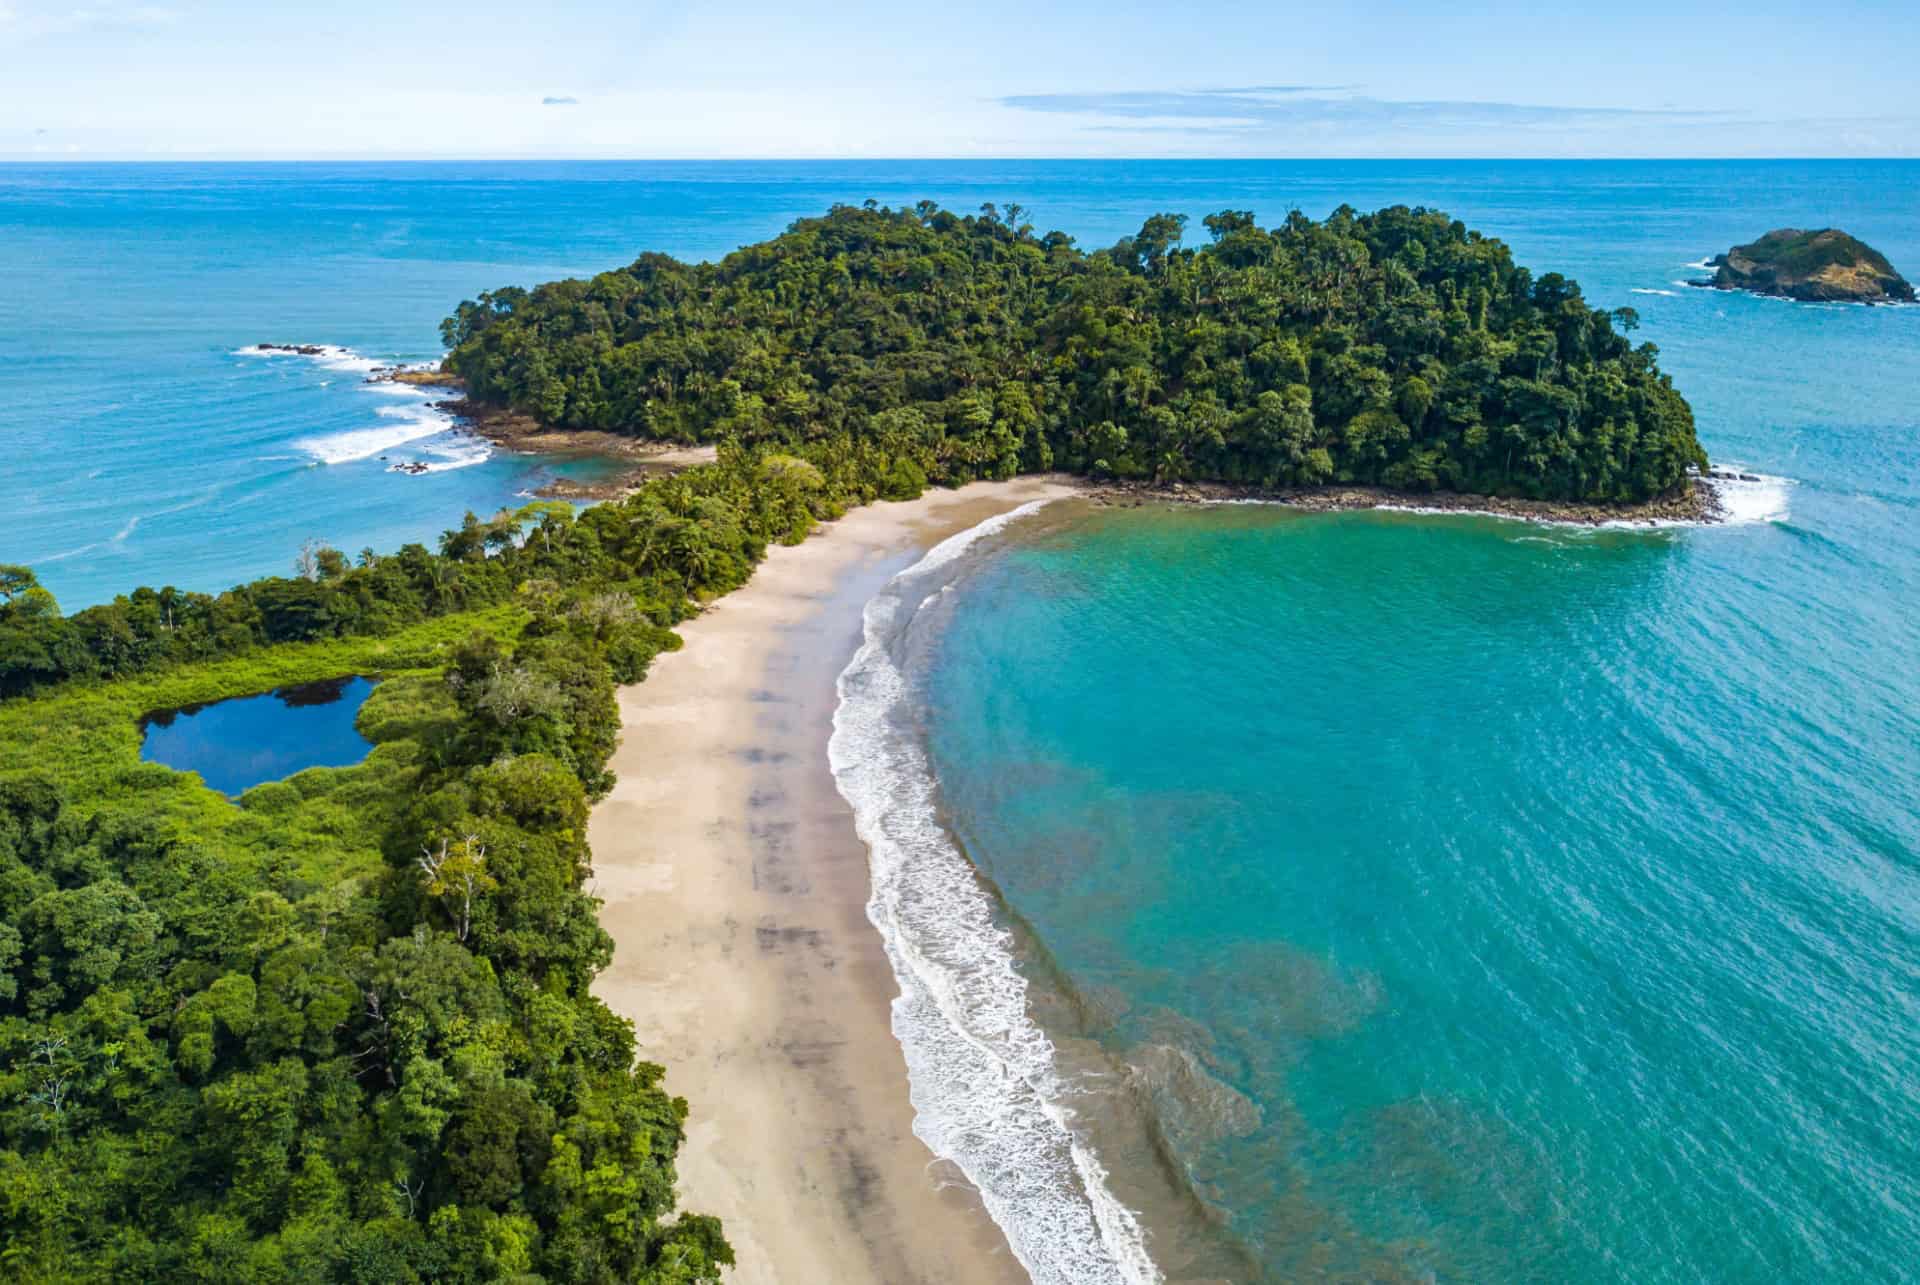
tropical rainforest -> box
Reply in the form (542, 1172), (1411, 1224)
(0, 202), (1705, 1280)
(444, 202), (1706, 503)
(0, 450), (850, 1280)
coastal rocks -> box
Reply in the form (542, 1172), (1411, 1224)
(534, 477), (619, 500)
(1689, 228), (1914, 304)
(439, 394), (722, 499)
(367, 365), (463, 388)
(1086, 477), (1726, 526)
(254, 341), (331, 356)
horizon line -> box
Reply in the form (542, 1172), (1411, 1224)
(4, 154), (1919, 164)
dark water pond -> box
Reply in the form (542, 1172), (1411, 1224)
(140, 676), (378, 796)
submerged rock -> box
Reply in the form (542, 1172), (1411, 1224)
(1691, 228), (1913, 303)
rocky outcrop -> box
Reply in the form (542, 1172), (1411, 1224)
(1692, 228), (1913, 303)
(370, 366), (463, 387)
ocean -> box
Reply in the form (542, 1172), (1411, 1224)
(9, 160), (1920, 1281)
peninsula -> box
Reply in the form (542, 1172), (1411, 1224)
(443, 202), (1709, 510)
(0, 202), (1716, 1283)
(1692, 228), (1914, 304)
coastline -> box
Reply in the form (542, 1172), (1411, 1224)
(587, 477), (1084, 1284)
(390, 376), (1738, 520)
(356, 369), (719, 496)
(1085, 475), (1732, 527)
(436, 394), (719, 498)
(582, 463), (1765, 1285)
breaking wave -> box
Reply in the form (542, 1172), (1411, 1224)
(234, 342), (385, 375)
(239, 342), (490, 472)
(829, 501), (1162, 1285)
(1705, 468), (1794, 525)
(1293, 470), (1793, 532)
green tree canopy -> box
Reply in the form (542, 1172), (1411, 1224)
(444, 202), (1706, 503)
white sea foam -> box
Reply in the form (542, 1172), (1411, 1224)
(1632, 288), (1679, 297)
(1707, 467), (1793, 525)
(235, 342), (384, 375)
(829, 500), (1162, 1285)
(392, 435), (493, 473)
(1369, 491), (1788, 531)
(297, 404), (491, 472)
(1683, 257), (1716, 271)
(246, 341), (493, 471)
(1241, 469), (1794, 532)
(298, 403), (452, 464)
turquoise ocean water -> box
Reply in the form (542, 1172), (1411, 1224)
(7, 161), (1919, 1279)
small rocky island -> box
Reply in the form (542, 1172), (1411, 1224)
(1692, 228), (1913, 304)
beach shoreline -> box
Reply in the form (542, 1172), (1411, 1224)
(587, 477), (1084, 1284)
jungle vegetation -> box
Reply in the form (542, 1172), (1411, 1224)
(443, 202), (1706, 503)
(0, 444), (869, 1281)
(0, 201), (1710, 1280)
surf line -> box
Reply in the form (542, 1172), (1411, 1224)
(829, 499), (1164, 1285)
(235, 342), (490, 473)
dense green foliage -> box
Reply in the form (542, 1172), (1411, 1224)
(443, 202), (1706, 503)
(0, 669), (732, 1279)
(1, 444), (827, 702)
(0, 445), (901, 1280)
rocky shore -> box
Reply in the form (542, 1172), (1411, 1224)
(1087, 474), (1729, 526)
(374, 366), (463, 388)
(438, 396), (717, 497)
(360, 367), (718, 497)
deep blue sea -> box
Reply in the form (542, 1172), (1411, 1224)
(8, 161), (1919, 1281)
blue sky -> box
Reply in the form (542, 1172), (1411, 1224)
(3, 0), (1916, 158)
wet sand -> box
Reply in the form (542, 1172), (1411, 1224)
(589, 477), (1081, 1284)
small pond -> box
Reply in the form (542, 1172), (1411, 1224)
(140, 675), (379, 796)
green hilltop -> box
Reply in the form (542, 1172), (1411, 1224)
(444, 202), (1707, 505)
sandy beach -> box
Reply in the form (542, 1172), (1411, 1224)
(589, 477), (1082, 1284)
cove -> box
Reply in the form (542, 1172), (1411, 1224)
(139, 676), (378, 796)
(923, 498), (1920, 1281)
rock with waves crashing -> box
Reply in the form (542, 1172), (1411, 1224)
(1691, 228), (1913, 304)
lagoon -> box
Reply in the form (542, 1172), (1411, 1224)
(139, 675), (378, 796)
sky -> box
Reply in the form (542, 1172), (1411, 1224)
(2, 0), (1917, 158)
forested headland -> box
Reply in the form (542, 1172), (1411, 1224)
(0, 447), (881, 1280)
(0, 200), (1709, 1280)
(443, 202), (1707, 504)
